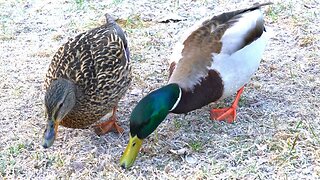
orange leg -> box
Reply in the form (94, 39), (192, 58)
(210, 86), (244, 123)
(94, 106), (124, 135)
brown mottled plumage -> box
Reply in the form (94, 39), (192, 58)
(42, 13), (131, 148)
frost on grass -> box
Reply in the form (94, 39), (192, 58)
(0, 0), (319, 179)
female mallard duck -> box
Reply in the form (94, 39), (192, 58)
(42, 13), (131, 148)
(120, 3), (272, 168)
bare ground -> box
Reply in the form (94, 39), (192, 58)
(0, 0), (319, 179)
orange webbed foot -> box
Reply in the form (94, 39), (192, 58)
(210, 107), (237, 123)
(94, 119), (124, 135)
(94, 106), (124, 135)
(210, 86), (245, 123)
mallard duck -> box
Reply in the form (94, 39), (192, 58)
(120, 3), (272, 168)
(42, 13), (131, 148)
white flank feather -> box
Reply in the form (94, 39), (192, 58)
(212, 30), (269, 99)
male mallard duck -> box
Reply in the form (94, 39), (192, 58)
(42, 13), (131, 148)
(120, 3), (272, 168)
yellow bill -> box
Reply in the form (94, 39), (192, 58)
(120, 134), (143, 169)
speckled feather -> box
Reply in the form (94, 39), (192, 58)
(44, 14), (131, 128)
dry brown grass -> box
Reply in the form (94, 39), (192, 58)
(0, 0), (319, 179)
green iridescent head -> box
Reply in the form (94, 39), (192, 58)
(120, 83), (181, 169)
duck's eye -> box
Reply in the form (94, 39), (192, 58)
(132, 142), (136, 147)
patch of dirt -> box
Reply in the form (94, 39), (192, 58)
(0, 0), (319, 179)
